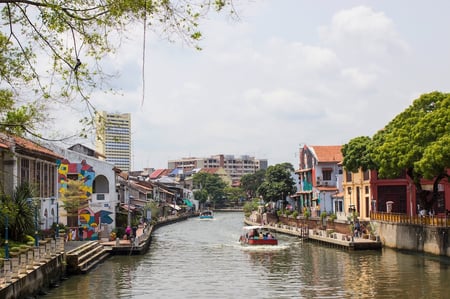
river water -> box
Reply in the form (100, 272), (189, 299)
(43, 212), (450, 299)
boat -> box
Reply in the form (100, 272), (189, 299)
(199, 210), (214, 219)
(239, 225), (278, 246)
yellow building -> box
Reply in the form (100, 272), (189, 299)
(343, 168), (372, 221)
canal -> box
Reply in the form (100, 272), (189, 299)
(43, 212), (450, 298)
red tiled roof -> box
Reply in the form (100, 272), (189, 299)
(0, 134), (62, 160)
(150, 169), (168, 179)
(200, 168), (219, 174)
(311, 145), (342, 162)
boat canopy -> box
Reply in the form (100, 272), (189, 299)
(242, 225), (265, 230)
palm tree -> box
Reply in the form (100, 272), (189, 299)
(0, 183), (35, 242)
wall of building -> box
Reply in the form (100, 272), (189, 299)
(55, 147), (118, 239)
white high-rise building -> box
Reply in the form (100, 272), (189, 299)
(96, 112), (131, 171)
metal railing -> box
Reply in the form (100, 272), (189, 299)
(371, 212), (450, 227)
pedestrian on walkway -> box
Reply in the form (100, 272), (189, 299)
(78, 225), (84, 241)
(125, 225), (131, 239)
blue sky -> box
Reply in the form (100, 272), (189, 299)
(55, 1), (450, 170)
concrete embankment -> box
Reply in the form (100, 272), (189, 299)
(0, 213), (195, 298)
(244, 218), (382, 251)
(378, 221), (450, 256)
(0, 238), (66, 299)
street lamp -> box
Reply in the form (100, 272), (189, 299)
(27, 198), (39, 247)
(51, 197), (59, 238)
(128, 195), (133, 227)
(4, 214), (9, 259)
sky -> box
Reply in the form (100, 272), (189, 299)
(53, 0), (450, 170)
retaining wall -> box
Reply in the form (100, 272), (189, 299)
(0, 254), (65, 299)
(378, 221), (450, 256)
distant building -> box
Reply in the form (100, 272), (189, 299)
(295, 145), (342, 216)
(168, 154), (268, 183)
(95, 112), (131, 171)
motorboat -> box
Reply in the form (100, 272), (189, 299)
(199, 210), (214, 219)
(239, 225), (278, 246)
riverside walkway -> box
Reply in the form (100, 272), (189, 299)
(244, 218), (382, 250)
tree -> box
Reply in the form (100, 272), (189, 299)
(257, 163), (296, 203)
(0, 1), (236, 138)
(0, 183), (35, 242)
(60, 180), (88, 227)
(240, 169), (265, 199)
(343, 91), (450, 211)
(341, 136), (373, 172)
(192, 172), (227, 208)
(223, 186), (245, 206)
(372, 92), (450, 210)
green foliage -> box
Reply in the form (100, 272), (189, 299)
(303, 209), (310, 219)
(372, 92), (450, 180)
(0, 183), (35, 242)
(320, 211), (327, 220)
(256, 163), (296, 202)
(341, 136), (374, 172)
(0, 1), (236, 138)
(223, 186), (245, 206)
(193, 172), (227, 206)
(329, 213), (337, 222)
(292, 211), (298, 218)
(240, 169), (266, 199)
(342, 92), (450, 210)
(60, 180), (88, 227)
(243, 199), (259, 216)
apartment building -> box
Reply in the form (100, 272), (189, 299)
(95, 111), (131, 171)
(168, 154), (268, 182)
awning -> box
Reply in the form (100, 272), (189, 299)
(183, 199), (193, 207)
(167, 204), (181, 210)
(120, 204), (137, 211)
(332, 192), (344, 198)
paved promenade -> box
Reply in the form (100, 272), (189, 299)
(244, 218), (382, 250)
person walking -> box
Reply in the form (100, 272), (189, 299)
(125, 225), (131, 239)
(78, 225), (84, 241)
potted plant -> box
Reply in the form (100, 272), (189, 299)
(368, 222), (378, 240)
(303, 209), (310, 220)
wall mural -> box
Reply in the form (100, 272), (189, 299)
(57, 158), (114, 240)
(79, 207), (114, 240)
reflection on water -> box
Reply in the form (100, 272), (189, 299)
(43, 212), (450, 299)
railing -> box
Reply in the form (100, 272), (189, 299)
(371, 212), (450, 227)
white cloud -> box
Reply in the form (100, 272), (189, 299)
(319, 6), (409, 58)
(45, 2), (450, 170)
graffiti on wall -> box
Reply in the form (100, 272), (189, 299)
(79, 207), (114, 240)
(57, 159), (94, 198)
(57, 158), (114, 240)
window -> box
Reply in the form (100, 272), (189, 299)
(20, 158), (30, 185)
(323, 170), (332, 181)
(93, 175), (109, 193)
(363, 170), (370, 181)
(335, 200), (343, 213)
(365, 186), (369, 194)
(346, 171), (352, 182)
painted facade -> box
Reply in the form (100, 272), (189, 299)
(53, 146), (118, 240)
(342, 168), (372, 221)
(295, 145), (342, 217)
